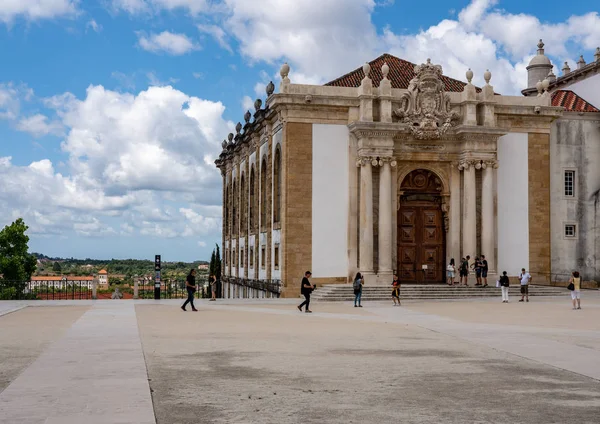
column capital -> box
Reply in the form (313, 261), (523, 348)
(357, 155), (396, 167)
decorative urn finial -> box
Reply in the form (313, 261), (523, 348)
(542, 78), (550, 92)
(235, 122), (242, 134)
(266, 81), (275, 96)
(382, 62), (389, 79)
(221, 140), (227, 149)
(362, 62), (371, 78)
(536, 80), (543, 95)
(466, 68), (473, 84)
(537, 39), (545, 54)
(244, 110), (251, 123)
(254, 98), (262, 112)
(595, 47), (600, 62)
(227, 133), (234, 142)
(280, 62), (290, 80)
(484, 69), (491, 85)
(562, 61), (571, 75)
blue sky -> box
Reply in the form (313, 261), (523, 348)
(1, 0), (599, 262)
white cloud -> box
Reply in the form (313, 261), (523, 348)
(0, 0), (78, 24)
(0, 83), (32, 120)
(17, 114), (64, 137)
(198, 24), (232, 52)
(241, 95), (253, 113)
(86, 19), (102, 33)
(192, 72), (204, 79)
(137, 31), (199, 55)
(111, 0), (216, 15)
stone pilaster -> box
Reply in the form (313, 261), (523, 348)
(481, 160), (497, 273)
(449, 163), (461, 262)
(377, 158), (394, 278)
(358, 156), (374, 277)
(460, 160), (477, 259)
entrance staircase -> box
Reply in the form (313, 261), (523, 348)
(311, 284), (567, 302)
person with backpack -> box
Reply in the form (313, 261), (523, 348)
(353, 272), (364, 307)
(499, 271), (510, 303)
(391, 274), (401, 306)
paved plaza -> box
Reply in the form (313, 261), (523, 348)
(0, 294), (599, 423)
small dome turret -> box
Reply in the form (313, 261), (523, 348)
(526, 39), (553, 89)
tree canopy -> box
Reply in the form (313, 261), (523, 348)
(0, 218), (37, 281)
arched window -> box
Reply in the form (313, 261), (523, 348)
(273, 146), (281, 224)
(260, 157), (267, 228)
(249, 166), (255, 231)
(232, 179), (236, 235)
(240, 173), (246, 234)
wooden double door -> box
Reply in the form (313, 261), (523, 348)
(397, 198), (445, 283)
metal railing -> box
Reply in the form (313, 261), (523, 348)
(137, 278), (211, 299)
(221, 277), (282, 298)
(0, 280), (93, 300)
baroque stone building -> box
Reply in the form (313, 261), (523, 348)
(215, 42), (600, 298)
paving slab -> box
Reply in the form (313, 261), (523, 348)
(0, 302), (155, 424)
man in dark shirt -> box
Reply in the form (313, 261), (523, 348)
(297, 271), (314, 313)
(481, 255), (489, 287)
(181, 269), (198, 312)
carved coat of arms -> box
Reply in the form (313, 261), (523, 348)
(393, 59), (459, 140)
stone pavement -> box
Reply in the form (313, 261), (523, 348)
(0, 295), (599, 423)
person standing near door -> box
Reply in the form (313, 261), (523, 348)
(481, 255), (489, 287)
(297, 271), (314, 313)
(446, 259), (456, 286)
(460, 256), (470, 286)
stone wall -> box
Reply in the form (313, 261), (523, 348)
(528, 133), (551, 283)
(282, 122), (313, 297)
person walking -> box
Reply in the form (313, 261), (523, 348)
(209, 274), (217, 301)
(481, 255), (489, 287)
(392, 274), (401, 306)
(518, 268), (532, 302)
(297, 271), (314, 313)
(446, 259), (456, 286)
(460, 256), (470, 286)
(353, 272), (364, 307)
(181, 269), (198, 312)
(568, 271), (582, 310)
(499, 271), (510, 303)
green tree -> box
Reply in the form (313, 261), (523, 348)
(215, 244), (221, 281)
(52, 261), (62, 273)
(209, 249), (216, 277)
(0, 218), (37, 281)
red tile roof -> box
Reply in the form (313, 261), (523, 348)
(326, 53), (478, 92)
(551, 90), (599, 113)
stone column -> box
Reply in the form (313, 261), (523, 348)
(133, 278), (139, 299)
(461, 160), (477, 259)
(359, 157), (374, 276)
(449, 163), (461, 262)
(481, 160), (497, 273)
(378, 158), (394, 278)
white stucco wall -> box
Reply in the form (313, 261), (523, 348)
(565, 73), (600, 111)
(311, 124), (349, 278)
(497, 133), (529, 274)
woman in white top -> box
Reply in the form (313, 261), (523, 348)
(446, 258), (456, 286)
(569, 271), (582, 310)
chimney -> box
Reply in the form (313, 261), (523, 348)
(577, 55), (586, 69)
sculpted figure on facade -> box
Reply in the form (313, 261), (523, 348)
(394, 59), (459, 139)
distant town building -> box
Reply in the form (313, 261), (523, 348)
(98, 269), (108, 288)
(30, 276), (94, 289)
(198, 264), (209, 270)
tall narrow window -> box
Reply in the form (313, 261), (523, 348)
(232, 179), (236, 234)
(274, 146), (281, 224)
(261, 246), (266, 269)
(240, 174), (246, 234)
(274, 245), (280, 270)
(250, 247), (254, 268)
(564, 170), (575, 197)
(225, 185), (230, 236)
(260, 158), (267, 229)
(249, 167), (256, 231)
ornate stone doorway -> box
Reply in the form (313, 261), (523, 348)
(397, 170), (445, 283)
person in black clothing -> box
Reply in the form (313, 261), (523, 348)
(181, 268), (198, 312)
(481, 255), (489, 287)
(499, 271), (510, 303)
(297, 271), (314, 313)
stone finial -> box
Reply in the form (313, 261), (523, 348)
(235, 122), (242, 134)
(466, 68), (473, 84)
(536, 80), (543, 95)
(244, 110), (251, 123)
(542, 78), (550, 92)
(254, 98), (262, 112)
(227, 133), (234, 142)
(577, 55), (586, 69)
(221, 140), (227, 149)
(547, 67), (556, 82)
(280, 62), (290, 80)
(266, 81), (275, 96)
(562, 61), (571, 75)
(484, 69), (491, 85)
(595, 47), (600, 62)
(537, 39), (545, 54)
(382, 62), (389, 79)
(362, 62), (371, 79)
